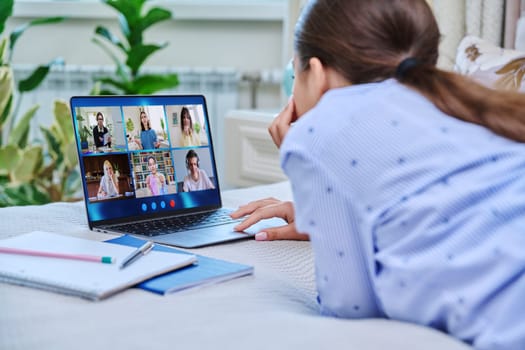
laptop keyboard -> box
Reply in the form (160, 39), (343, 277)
(107, 209), (242, 237)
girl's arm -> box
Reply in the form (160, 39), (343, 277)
(145, 175), (152, 194)
(113, 175), (120, 195)
(153, 130), (159, 148)
(159, 174), (167, 194)
(283, 150), (381, 319)
(97, 177), (106, 198)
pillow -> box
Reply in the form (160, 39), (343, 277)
(455, 35), (525, 92)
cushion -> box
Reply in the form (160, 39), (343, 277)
(455, 35), (525, 91)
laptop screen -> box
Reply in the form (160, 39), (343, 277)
(70, 95), (222, 226)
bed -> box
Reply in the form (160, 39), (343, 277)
(0, 180), (471, 350)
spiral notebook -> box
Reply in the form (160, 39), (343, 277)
(0, 231), (197, 300)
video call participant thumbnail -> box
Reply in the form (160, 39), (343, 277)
(183, 149), (214, 192)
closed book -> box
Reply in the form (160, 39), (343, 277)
(105, 235), (253, 294)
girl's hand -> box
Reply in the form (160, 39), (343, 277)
(269, 96), (298, 148)
(230, 198), (309, 241)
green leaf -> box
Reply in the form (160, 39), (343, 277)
(0, 190), (14, 208)
(0, 94), (13, 130)
(0, 186), (21, 207)
(131, 73), (179, 94)
(97, 76), (132, 93)
(4, 182), (50, 206)
(0, 37), (8, 65)
(0, 144), (21, 175)
(0, 67), (14, 125)
(47, 124), (66, 167)
(8, 104), (39, 148)
(40, 126), (61, 162)
(126, 43), (166, 76)
(118, 12), (131, 39)
(53, 100), (73, 139)
(92, 37), (129, 82)
(97, 88), (121, 95)
(12, 146), (43, 183)
(103, 0), (145, 47)
(94, 26), (127, 52)
(18, 57), (65, 92)
(9, 17), (65, 54)
(0, 0), (14, 36)
(63, 138), (78, 170)
(142, 7), (172, 31)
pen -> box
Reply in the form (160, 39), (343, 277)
(0, 247), (114, 264)
(119, 241), (154, 270)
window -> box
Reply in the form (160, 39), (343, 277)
(13, 0), (287, 21)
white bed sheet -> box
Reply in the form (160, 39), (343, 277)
(0, 181), (471, 350)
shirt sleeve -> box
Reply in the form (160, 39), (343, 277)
(99, 176), (106, 193)
(201, 169), (214, 189)
(282, 150), (381, 319)
(152, 129), (158, 143)
(93, 127), (99, 146)
(182, 176), (189, 192)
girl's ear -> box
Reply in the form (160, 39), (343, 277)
(309, 56), (350, 92)
(308, 57), (330, 95)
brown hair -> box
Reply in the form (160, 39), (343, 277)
(295, 0), (525, 142)
(180, 107), (193, 133)
(140, 111), (151, 131)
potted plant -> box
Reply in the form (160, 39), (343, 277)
(193, 122), (201, 135)
(91, 0), (179, 95)
(113, 163), (120, 177)
(0, 0), (81, 207)
(126, 118), (134, 134)
(79, 125), (92, 150)
(160, 117), (167, 141)
(76, 115), (91, 150)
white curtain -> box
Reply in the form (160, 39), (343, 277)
(509, 0), (525, 50)
(431, 0), (505, 69)
(517, 1), (525, 50)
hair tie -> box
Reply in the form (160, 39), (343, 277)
(395, 57), (419, 79)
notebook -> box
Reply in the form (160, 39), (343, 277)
(106, 235), (253, 294)
(70, 95), (285, 248)
(0, 231), (197, 301)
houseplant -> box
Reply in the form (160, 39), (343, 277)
(0, 0), (79, 206)
(92, 0), (179, 95)
(76, 114), (92, 150)
(80, 127), (92, 150)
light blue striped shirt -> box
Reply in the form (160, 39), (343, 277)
(280, 79), (525, 350)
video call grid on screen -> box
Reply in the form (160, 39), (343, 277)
(71, 95), (222, 223)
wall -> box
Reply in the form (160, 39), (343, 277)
(7, 1), (290, 110)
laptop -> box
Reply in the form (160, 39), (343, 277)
(70, 94), (284, 248)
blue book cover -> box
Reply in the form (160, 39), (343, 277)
(105, 235), (253, 295)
